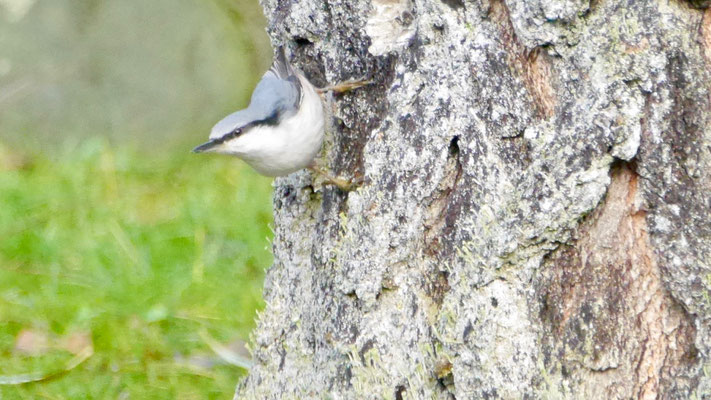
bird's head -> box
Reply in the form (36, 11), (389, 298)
(192, 111), (253, 155)
(194, 47), (301, 158)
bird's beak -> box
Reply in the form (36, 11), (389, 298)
(192, 140), (219, 153)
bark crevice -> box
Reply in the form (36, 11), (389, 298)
(537, 162), (699, 399)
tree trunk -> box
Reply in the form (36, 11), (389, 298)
(238, 0), (711, 398)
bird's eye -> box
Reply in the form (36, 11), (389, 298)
(220, 128), (241, 142)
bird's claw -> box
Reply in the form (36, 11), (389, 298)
(317, 79), (373, 95)
(328, 173), (364, 192)
(309, 167), (363, 192)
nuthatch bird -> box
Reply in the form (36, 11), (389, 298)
(193, 46), (368, 190)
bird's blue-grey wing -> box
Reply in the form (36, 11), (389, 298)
(249, 46), (302, 119)
(247, 72), (301, 123)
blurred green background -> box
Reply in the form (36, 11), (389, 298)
(0, 0), (273, 398)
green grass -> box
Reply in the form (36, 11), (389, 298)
(0, 138), (273, 399)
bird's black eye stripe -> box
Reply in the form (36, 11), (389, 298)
(217, 128), (242, 143)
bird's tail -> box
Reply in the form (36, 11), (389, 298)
(271, 46), (296, 79)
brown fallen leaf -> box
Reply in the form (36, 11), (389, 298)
(0, 143), (32, 172)
(59, 331), (93, 355)
(14, 329), (50, 356)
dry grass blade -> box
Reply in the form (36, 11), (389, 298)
(0, 346), (94, 385)
(198, 330), (253, 370)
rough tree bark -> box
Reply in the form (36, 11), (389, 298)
(237, 0), (711, 398)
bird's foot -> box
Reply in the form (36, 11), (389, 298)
(309, 166), (363, 192)
(317, 79), (373, 95)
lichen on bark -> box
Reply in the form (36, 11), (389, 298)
(237, 0), (711, 398)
